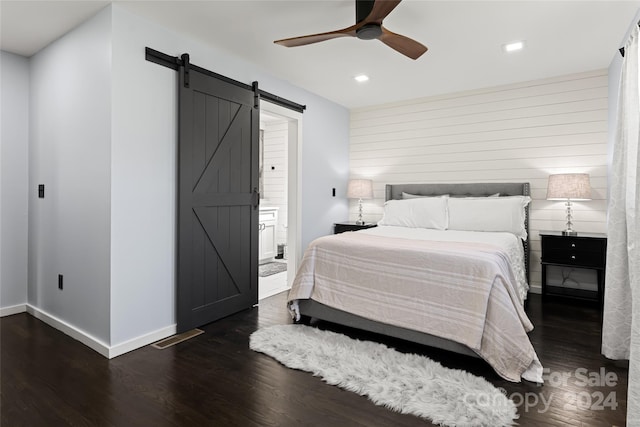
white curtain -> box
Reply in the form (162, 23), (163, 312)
(602, 23), (640, 425)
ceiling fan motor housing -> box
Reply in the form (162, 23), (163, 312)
(357, 24), (382, 40)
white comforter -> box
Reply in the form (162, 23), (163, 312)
(359, 226), (530, 305)
(287, 226), (543, 383)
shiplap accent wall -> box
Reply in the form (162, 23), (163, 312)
(349, 70), (608, 293)
(262, 120), (289, 245)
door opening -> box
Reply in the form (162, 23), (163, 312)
(258, 102), (302, 300)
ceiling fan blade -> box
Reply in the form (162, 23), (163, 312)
(274, 24), (359, 47)
(379, 26), (428, 60)
(364, 0), (402, 25)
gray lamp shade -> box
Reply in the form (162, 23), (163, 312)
(546, 174), (592, 201)
(347, 179), (373, 199)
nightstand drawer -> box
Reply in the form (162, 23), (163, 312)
(542, 249), (605, 268)
(541, 235), (605, 253)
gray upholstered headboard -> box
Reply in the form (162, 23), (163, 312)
(385, 182), (531, 283)
(385, 182), (530, 201)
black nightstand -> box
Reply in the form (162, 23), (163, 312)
(334, 222), (377, 234)
(539, 231), (607, 305)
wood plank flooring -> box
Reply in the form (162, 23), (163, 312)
(1, 294), (628, 426)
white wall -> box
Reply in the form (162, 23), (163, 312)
(262, 119), (288, 245)
(28, 7), (112, 344)
(109, 4), (349, 346)
(350, 70), (609, 293)
(300, 99), (350, 247)
(109, 6), (178, 346)
(0, 51), (29, 314)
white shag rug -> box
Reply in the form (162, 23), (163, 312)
(249, 324), (517, 427)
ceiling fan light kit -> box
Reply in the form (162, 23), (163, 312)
(274, 0), (427, 60)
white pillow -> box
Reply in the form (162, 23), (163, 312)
(378, 197), (448, 230)
(447, 196), (531, 240)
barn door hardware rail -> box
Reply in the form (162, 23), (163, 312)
(145, 47), (306, 113)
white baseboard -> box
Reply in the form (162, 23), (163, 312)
(26, 304), (111, 357)
(25, 304), (176, 359)
(0, 303), (27, 317)
(109, 324), (176, 358)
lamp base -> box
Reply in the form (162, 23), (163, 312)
(562, 230), (578, 236)
(356, 198), (365, 226)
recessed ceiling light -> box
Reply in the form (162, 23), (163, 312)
(503, 41), (525, 53)
(354, 74), (369, 83)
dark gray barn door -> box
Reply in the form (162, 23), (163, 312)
(177, 61), (259, 333)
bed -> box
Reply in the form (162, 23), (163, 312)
(287, 182), (543, 383)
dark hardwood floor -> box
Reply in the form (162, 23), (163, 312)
(1, 293), (628, 427)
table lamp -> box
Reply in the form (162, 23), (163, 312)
(347, 179), (373, 225)
(546, 173), (591, 236)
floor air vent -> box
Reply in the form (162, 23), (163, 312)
(151, 329), (204, 349)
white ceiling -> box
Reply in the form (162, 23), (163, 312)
(1, 1), (639, 109)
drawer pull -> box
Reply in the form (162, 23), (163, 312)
(571, 255), (576, 260)
(571, 243), (576, 248)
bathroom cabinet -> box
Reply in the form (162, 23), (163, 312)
(259, 207), (278, 263)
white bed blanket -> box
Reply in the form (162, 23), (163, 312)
(358, 226), (530, 304)
(288, 230), (543, 383)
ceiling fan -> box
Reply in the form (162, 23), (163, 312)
(274, 0), (428, 60)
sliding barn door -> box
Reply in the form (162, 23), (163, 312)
(177, 60), (259, 333)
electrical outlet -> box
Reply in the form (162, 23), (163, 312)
(58, 274), (63, 290)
